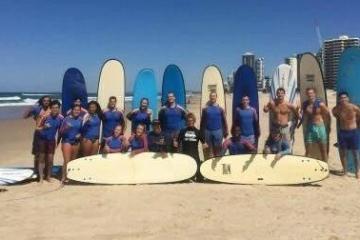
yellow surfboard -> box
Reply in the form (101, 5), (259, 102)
(67, 152), (197, 184)
(200, 154), (329, 185)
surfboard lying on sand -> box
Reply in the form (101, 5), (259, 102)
(0, 168), (34, 185)
(67, 152), (197, 184)
(298, 53), (330, 161)
(61, 68), (88, 115)
(200, 154), (329, 185)
(132, 68), (158, 117)
(337, 47), (360, 173)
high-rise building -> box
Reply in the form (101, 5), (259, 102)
(323, 35), (359, 89)
(264, 76), (271, 92)
(255, 57), (265, 90)
(242, 52), (255, 70)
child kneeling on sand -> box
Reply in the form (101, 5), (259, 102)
(264, 129), (291, 160)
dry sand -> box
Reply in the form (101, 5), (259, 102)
(0, 90), (359, 240)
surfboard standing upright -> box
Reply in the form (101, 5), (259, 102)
(132, 69), (158, 117)
(97, 59), (125, 140)
(200, 65), (226, 159)
(232, 65), (259, 149)
(298, 53), (330, 161)
(161, 64), (186, 108)
(270, 63), (298, 145)
(61, 68), (88, 115)
(337, 47), (360, 173)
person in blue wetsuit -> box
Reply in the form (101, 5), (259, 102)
(158, 92), (187, 152)
(126, 98), (152, 133)
(59, 104), (83, 183)
(222, 126), (252, 155)
(103, 125), (128, 153)
(263, 129), (291, 161)
(36, 100), (63, 183)
(81, 101), (103, 156)
(200, 92), (228, 158)
(23, 95), (51, 175)
(128, 124), (148, 156)
(159, 92), (187, 152)
(102, 96), (125, 139)
(233, 95), (259, 153)
(147, 119), (168, 154)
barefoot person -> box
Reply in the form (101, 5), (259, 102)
(59, 105), (83, 183)
(128, 124), (148, 156)
(102, 96), (125, 150)
(126, 98), (152, 133)
(158, 92), (187, 152)
(103, 125), (128, 153)
(177, 113), (207, 182)
(332, 91), (360, 177)
(299, 87), (331, 161)
(23, 96), (51, 175)
(81, 101), (102, 156)
(36, 100), (63, 182)
(234, 95), (259, 153)
(200, 92), (228, 158)
(263, 129), (291, 161)
(264, 88), (299, 142)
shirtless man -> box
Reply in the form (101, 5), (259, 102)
(332, 92), (360, 177)
(263, 88), (299, 142)
(299, 87), (331, 161)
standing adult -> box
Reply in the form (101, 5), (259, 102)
(81, 101), (102, 156)
(126, 98), (152, 133)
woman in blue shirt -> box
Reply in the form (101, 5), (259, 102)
(81, 101), (102, 156)
(126, 98), (152, 133)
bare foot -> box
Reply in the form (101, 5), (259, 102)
(45, 178), (53, 183)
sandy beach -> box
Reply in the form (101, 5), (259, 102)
(1, 91), (359, 240)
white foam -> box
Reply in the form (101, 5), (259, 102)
(0, 96), (21, 101)
(22, 93), (50, 96)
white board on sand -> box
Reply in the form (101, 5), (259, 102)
(97, 59), (125, 110)
(0, 168), (34, 185)
(67, 152), (197, 184)
(200, 154), (329, 185)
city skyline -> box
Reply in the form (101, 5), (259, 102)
(0, 0), (359, 92)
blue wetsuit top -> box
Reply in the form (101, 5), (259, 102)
(202, 105), (224, 131)
(158, 104), (186, 132)
(105, 136), (125, 152)
(235, 107), (257, 137)
(82, 114), (101, 140)
(103, 108), (124, 138)
(129, 135), (147, 151)
(128, 108), (151, 132)
(222, 137), (246, 155)
(39, 114), (64, 141)
(61, 116), (82, 144)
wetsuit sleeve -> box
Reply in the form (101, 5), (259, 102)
(200, 108), (207, 136)
(233, 107), (240, 127)
(158, 108), (165, 130)
(252, 108), (260, 137)
(221, 107), (229, 137)
(197, 128), (205, 144)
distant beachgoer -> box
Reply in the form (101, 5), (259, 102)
(222, 126), (251, 155)
(23, 95), (51, 174)
(66, 98), (88, 118)
(263, 129), (291, 161)
(299, 87), (331, 161)
(103, 125), (128, 153)
(200, 92), (228, 158)
(36, 100), (63, 182)
(332, 91), (360, 177)
(59, 104), (83, 183)
(158, 92), (187, 152)
(81, 101), (102, 156)
(128, 124), (148, 156)
(126, 98), (152, 133)
(147, 119), (168, 154)
(234, 95), (259, 153)
(263, 88), (299, 142)
(177, 113), (207, 182)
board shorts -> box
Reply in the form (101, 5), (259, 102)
(205, 129), (223, 147)
(39, 139), (56, 154)
(339, 129), (360, 150)
(32, 130), (41, 155)
(305, 123), (327, 144)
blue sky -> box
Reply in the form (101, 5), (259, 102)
(0, 0), (359, 92)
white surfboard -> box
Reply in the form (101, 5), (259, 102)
(67, 152), (197, 184)
(0, 168), (34, 185)
(200, 154), (329, 185)
(200, 65), (226, 110)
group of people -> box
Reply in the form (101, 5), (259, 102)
(24, 87), (360, 184)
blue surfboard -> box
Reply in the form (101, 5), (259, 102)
(61, 68), (88, 115)
(161, 64), (186, 108)
(132, 69), (158, 117)
(337, 47), (360, 173)
(232, 65), (260, 149)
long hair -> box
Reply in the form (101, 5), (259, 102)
(87, 100), (104, 120)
